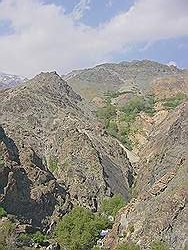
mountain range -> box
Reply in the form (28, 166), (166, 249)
(0, 60), (187, 250)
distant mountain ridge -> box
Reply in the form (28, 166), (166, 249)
(64, 59), (185, 100)
(0, 71), (26, 89)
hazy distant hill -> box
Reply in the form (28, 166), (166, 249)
(64, 60), (183, 100)
(0, 71), (26, 89)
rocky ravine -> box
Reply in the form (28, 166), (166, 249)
(0, 72), (133, 231)
(104, 102), (188, 250)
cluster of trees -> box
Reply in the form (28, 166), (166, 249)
(55, 195), (125, 250)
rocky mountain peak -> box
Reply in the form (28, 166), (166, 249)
(27, 71), (82, 102)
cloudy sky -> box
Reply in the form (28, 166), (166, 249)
(0, 0), (188, 76)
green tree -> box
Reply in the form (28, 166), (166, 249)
(100, 194), (125, 218)
(32, 231), (46, 245)
(55, 206), (109, 250)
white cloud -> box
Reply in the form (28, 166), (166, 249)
(0, 0), (187, 76)
(71, 0), (91, 21)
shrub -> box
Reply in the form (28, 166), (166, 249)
(91, 246), (101, 250)
(55, 206), (109, 250)
(162, 93), (187, 109)
(100, 194), (125, 218)
(96, 104), (116, 121)
(48, 157), (59, 173)
(107, 120), (118, 137)
(32, 231), (46, 245)
(151, 241), (169, 250)
(0, 207), (7, 218)
(0, 220), (15, 250)
(116, 242), (140, 250)
(17, 233), (32, 246)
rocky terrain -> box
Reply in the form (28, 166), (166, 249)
(104, 101), (188, 250)
(0, 61), (187, 250)
(0, 72), (134, 248)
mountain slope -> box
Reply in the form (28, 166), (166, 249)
(104, 102), (188, 250)
(0, 72), (133, 231)
(64, 60), (183, 101)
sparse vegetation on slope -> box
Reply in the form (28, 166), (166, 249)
(151, 241), (169, 250)
(0, 207), (7, 218)
(162, 93), (187, 109)
(115, 243), (141, 250)
(96, 93), (156, 150)
(0, 220), (15, 250)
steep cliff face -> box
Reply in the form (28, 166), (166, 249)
(0, 125), (70, 229)
(104, 102), (188, 250)
(0, 72), (133, 229)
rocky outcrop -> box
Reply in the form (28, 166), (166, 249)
(0, 126), (70, 229)
(0, 72), (133, 229)
(104, 102), (188, 250)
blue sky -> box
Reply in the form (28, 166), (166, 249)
(0, 0), (187, 76)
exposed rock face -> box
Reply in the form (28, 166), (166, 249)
(0, 125), (70, 229)
(0, 72), (133, 228)
(104, 102), (188, 250)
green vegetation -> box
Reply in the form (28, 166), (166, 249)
(55, 206), (109, 250)
(18, 231), (46, 246)
(91, 246), (101, 250)
(121, 95), (156, 117)
(96, 94), (156, 150)
(104, 91), (131, 99)
(0, 207), (7, 218)
(100, 194), (125, 218)
(0, 220), (15, 250)
(32, 231), (46, 244)
(162, 93), (187, 109)
(115, 242), (141, 250)
(18, 233), (32, 246)
(151, 241), (169, 250)
(96, 103), (116, 124)
(48, 156), (59, 173)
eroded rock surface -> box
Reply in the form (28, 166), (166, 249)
(104, 102), (188, 250)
